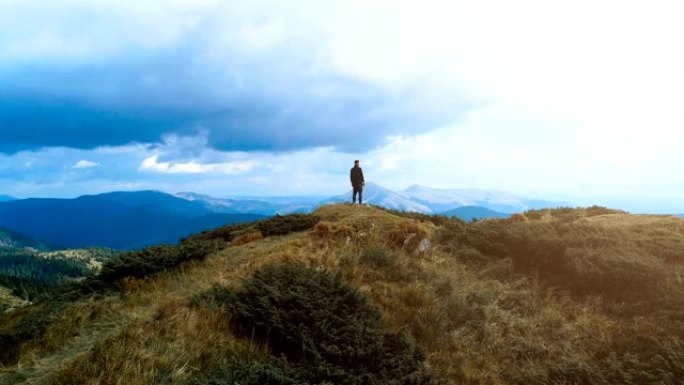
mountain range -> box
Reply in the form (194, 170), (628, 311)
(0, 184), (566, 249)
(322, 182), (566, 215)
(0, 192), (265, 250)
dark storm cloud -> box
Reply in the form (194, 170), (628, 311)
(0, 67), (466, 154)
(0, 3), (468, 154)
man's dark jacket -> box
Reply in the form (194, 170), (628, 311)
(350, 166), (364, 187)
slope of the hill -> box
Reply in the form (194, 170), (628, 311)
(0, 228), (49, 251)
(1, 205), (683, 385)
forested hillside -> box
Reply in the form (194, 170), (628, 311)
(0, 231), (119, 306)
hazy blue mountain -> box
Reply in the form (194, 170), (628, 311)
(0, 192), (265, 249)
(176, 192), (321, 215)
(323, 182), (431, 212)
(0, 195), (15, 202)
(87, 190), (214, 217)
(231, 195), (325, 214)
(441, 206), (509, 221)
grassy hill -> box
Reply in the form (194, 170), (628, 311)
(1, 205), (683, 384)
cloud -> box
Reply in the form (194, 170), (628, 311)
(139, 155), (256, 174)
(0, 1), (469, 154)
(72, 159), (99, 169)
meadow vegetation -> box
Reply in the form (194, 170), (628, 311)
(0, 206), (683, 384)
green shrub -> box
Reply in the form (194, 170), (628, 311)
(254, 214), (321, 237)
(195, 262), (445, 385)
(192, 214), (320, 243)
(98, 239), (219, 283)
(189, 358), (304, 385)
(192, 221), (255, 242)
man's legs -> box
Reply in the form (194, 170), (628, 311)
(352, 185), (363, 204)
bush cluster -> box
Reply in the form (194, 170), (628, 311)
(97, 238), (220, 284)
(192, 221), (255, 243)
(194, 262), (445, 385)
(253, 214), (321, 237)
(192, 213), (320, 243)
(0, 214), (319, 369)
(189, 358), (302, 385)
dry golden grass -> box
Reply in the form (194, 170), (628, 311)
(0, 286), (28, 312)
(230, 230), (263, 246)
(313, 203), (404, 231)
(388, 220), (432, 253)
(508, 213), (529, 223)
(311, 220), (333, 238)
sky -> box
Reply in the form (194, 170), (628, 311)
(2, 0), (684, 211)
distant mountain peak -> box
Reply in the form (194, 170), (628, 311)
(174, 192), (214, 201)
(323, 182), (430, 213)
(362, 181), (397, 192)
(403, 184), (429, 192)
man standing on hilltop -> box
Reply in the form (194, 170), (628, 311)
(350, 160), (365, 204)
